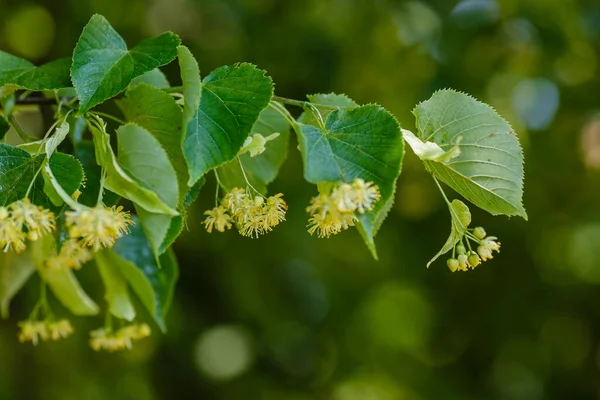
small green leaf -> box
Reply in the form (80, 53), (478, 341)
(217, 107), (290, 194)
(72, 141), (119, 207)
(413, 89), (527, 219)
(0, 250), (36, 318)
(297, 104), (404, 258)
(0, 52), (71, 98)
(402, 128), (462, 162)
(0, 116), (9, 140)
(183, 63), (273, 186)
(89, 121), (178, 215)
(116, 123), (179, 253)
(95, 251), (136, 321)
(129, 68), (170, 89)
(71, 15), (180, 113)
(42, 153), (84, 207)
(427, 199), (471, 267)
(31, 238), (99, 316)
(183, 177), (205, 208)
(112, 218), (178, 331)
(0, 143), (44, 206)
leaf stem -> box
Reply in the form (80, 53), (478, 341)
(432, 176), (451, 206)
(238, 157), (262, 196)
(272, 95), (349, 110)
(8, 116), (34, 143)
(213, 170), (222, 207)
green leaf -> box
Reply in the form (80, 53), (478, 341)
(0, 116), (9, 140)
(94, 251), (136, 321)
(402, 128), (462, 162)
(72, 141), (119, 207)
(31, 237), (99, 316)
(89, 121), (178, 215)
(0, 250), (36, 318)
(42, 153), (85, 207)
(217, 107), (290, 194)
(112, 218), (179, 331)
(413, 89), (527, 219)
(71, 15), (180, 113)
(118, 83), (187, 201)
(0, 51), (71, 98)
(183, 176), (205, 208)
(427, 199), (471, 267)
(297, 104), (404, 258)
(0, 143), (44, 206)
(178, 46), (201, 128)
(116, 123), (179, 253)
(183, 63), (273, 186)
(130, 68), (170, 89)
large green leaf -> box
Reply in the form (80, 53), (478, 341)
(0, 250), (36, 318)
(183, 63), (273, 186)
(71, 15), (180, 113)
(129, 68), (170, 89)
(116, 123), (179, 254)
(297, 104), (404, 258)
(118, 83), (187, 201)
(427, 199), (471, 267)
(95, 251), (136, 321)
(89, 121), (177, 215)
(31, 237), (99, 316)
(112, 218), (178, 331)
(217, 107), (290, 194)
(0, 51), (71, 98)
(413, 89), (527, 219)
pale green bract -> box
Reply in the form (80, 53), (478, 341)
(427, 199), (471, 267)
(413, 89), (527, 220)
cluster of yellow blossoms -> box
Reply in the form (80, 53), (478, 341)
(306, 178), (381, 238)
(89, 323), (151, 352)
(447, 227), (501, 272)
(203, 188), (287, 238)
(46, 205), (134, 270)
(0, 199), (56, 253)
(18, 319), (74, 345)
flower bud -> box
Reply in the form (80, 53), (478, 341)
(447, 258), (459, 272)
(473, 226), (486, 239)
(468, 253), (481, 268)
(456, 244), (466, 255)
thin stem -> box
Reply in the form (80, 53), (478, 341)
(238, 157), (262, 196)
(97, 169), (106, 205)
(162, 86), (183, 93)
(272, 95), (352, 110)
(8, 116), (34, 143)
(213, 170), (222, 207)
(269, 101), (296, 127)
(432, 176), (451, 206)
(90, 111), (126, 125)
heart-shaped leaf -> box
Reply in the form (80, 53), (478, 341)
(183, 63), (273, 186)
(71, 14), (180, 113)
(413, 90), (527, 219)
(297, 104), (404, 258)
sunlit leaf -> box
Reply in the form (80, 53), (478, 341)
(413, 89), (527, 219)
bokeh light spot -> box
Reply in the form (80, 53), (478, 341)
(4, 5), (55, 60)
(511, 78), (559, 130)
(194, 325), (254, 381)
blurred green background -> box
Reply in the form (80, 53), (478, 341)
(2, 0), (600, 399)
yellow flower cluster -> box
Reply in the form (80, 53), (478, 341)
(0, 199), (55, 253)
(65, 205), (133, 251)
(447, 227), (501, 272)
(46, 239), (93, 270)
(203, 188), (287, 238)
(18, 319), (74, 345)
(306, 178), (381, 238)
(89, 323), (151, 352)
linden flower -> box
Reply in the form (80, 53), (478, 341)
(263, 193), (287, 228)
(46, 239), (93, 270)
(203, 206), (232, 233)
(66, 205), (133, 251)
(9, 198), (55, 241)
(18, 321), (49, 345)
(47, 319), (74, 341)
(477, 236), (501, 261)
(0, 217), (26, 253)
(89, 323), (151, 352)
(222, 188), (247, 213)
(350, 179), (381, 214)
